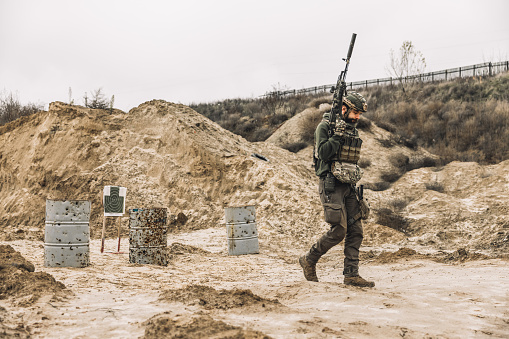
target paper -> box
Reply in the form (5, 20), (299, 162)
(103, 186), (127, 216)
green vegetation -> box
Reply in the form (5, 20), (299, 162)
(193, 72), (509, 165)
(83, 88), (114, 110)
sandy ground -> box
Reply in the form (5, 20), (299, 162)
(2, 227), (508, 339)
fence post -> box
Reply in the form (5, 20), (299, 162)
(473, 64), (476, 76)
(445, 70), (448, 81)
(489, 62), (492, 76)
(459, 67), (461, 78)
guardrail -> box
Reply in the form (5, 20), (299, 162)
(262, 61), (509, 97)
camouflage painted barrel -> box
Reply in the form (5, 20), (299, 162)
(44, 200), (91, 268)
(129, 208), (168, 266)
(225, 205), (259, 255)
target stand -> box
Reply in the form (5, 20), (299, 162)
(101, 186), (127, 254)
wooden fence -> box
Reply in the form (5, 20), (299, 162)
(262, 61), (509, 98)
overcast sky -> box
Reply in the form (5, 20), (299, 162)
(1, 0), (508, 112)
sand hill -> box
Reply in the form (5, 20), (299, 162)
(1, 100), (508, 338)
(0, 101), (325, 247)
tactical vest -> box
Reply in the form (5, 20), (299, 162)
(331, 120), (363, 184)
(333, 121), (362, 164)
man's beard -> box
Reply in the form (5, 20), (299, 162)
(344, 117), (358, 126)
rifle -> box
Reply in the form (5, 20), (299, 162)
(328, 33), (357, 137)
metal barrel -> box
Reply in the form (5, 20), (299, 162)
(44, 200), (91, 268)
(225, 205), (259, 255)
(129, 208), (168, 266)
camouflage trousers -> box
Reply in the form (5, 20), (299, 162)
(305, 177), (363, 273)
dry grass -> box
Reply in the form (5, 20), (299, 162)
(362, 73), (509, 164)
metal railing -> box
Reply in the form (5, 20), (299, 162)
(262, 61), (509, 97)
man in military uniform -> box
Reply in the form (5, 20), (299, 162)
(299, 91), (374, 287)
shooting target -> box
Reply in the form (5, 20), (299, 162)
(103, 186), (127, 216)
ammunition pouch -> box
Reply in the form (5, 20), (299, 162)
(337, 134), (362, 163)
(331, 161), (363, 184)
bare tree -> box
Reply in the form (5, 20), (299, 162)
(262, 83), (289, 115)
(0, 91), (42, 125)
(386, 41), (426, 87)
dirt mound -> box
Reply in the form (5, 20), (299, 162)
(0, 244), (35, 272)
(366, 247), (495, 264)
(159, 284), (279, 310)
(373, 247), (423, 263)
(0, 245), (66, 306)
(168, 242), (210, 255)
(370, 160), (509, 253)
(433, 248), (491, 263)
(142, 313), (271, 339)
(266, 104), (329, 147)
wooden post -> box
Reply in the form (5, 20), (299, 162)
(117, 217), (122, 252)
(101, 216), (106, 253)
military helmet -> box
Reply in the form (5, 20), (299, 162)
(343, 91), (367, 113)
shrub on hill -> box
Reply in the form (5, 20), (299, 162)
(0, 92), (43, 126)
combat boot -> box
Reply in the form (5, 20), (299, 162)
(343, 266), (375, 287)
(299, 255), (318, 282)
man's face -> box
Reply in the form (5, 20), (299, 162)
(347, 109), (362, 122)
(342, 105), (363, 123)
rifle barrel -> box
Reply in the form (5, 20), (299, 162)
(347, 33), (357, 60)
